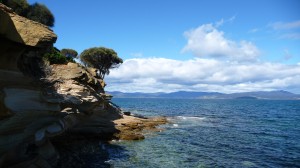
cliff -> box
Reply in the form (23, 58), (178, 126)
(0, 3), (120, 167)
(0, 4), (166, 168)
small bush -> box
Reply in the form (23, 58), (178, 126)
(61, 48), (78, 59)
(44, 47), (67, 64)
(2, 1), (54, 27)
(2, 0), (29, 16)
(26, 3), (54, 27)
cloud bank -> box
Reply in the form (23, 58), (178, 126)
(105, 22), (300, 94)
(181, 24), (260, 61)
(106, 58), (300, 93)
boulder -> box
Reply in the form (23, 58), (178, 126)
(0, 3), (57, 47)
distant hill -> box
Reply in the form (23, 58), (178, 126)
(107, 90), (300, 100)
(216, 90), (300, 100)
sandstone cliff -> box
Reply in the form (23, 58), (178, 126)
(0, 4), (166, 167)
(0, 4), (122, 167)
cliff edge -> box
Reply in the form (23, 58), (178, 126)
(0, 4), (166, 168)
(0, 4), (122, 167)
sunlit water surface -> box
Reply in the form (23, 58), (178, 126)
(94, 99), (300, 168)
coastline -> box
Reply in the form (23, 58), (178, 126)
(53, 113), (168, 168)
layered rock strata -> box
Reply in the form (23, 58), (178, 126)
(0, 3), (166, 168)
(114, 115), (167, 140)
(0, 4), (119, 167)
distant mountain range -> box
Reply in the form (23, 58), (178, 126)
(107, 90), (300, 100)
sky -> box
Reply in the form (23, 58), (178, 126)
(29, 0), (300, 93)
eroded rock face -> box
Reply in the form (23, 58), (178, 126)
(0, 3), (57, 47)
(47, 63), (122, 134)
(0, 4), (59, 167)
(0, 61), (121, 167)
(0, 3), (58, 121)
(0, 3), (166, 167)
(0, 4), (122, 168)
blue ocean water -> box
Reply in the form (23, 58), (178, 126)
(104, 98), (300, 168)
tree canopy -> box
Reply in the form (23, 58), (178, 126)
(80, 47), (123, 79)
(44, 47), (67, 65)
(2, 0), (54, 27)
(26, 3), (54, 27)
(2, 0), (28, 16)
(61, 48), (78, 58)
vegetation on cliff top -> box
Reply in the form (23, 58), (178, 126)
(2, 0), (54, 27)
(61, 48), (78, 59)
(45, 46), (123, 79)
(44, 47), (76, 64)
(80, 47), (123, 79)
(2, 1), (123, 79)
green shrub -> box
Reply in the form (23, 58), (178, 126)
(26, 3), (54, 27)
(80, 47), (123, 78)
(2, 0), (54, 27)
(44, 47), (67, 64)
(61, 48), (78, 59)
(2, 0), (29, 16)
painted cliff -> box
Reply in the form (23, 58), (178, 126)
(0, 3), (167, 167)
(0, 4), (123, 167)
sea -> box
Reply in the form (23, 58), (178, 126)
(97, 98), (300, 168)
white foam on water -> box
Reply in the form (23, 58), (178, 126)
(104, 159), (114, 166)
(110, 139), (123, 144)
(176, 116), (206, 121)
(165, 116), (208, 128)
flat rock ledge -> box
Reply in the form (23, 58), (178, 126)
(53, 115), (168, 168)
(114, 115), (168, 140)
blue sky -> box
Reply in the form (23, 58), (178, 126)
(29, 0), (300, 93)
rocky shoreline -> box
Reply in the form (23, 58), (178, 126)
(0, 4), (167, 167)
(53, 114), (168, 168)
(114, 115), (168, 140)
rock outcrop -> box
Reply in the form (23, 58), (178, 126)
(0, 3), (166, 168)
(0, 4), (119, 167)
(0, 4), (57, 167)
(0, 3), (56, 47)
(114, 115), (167, 140)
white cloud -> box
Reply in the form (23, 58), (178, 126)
(270, 20), (300, 30)
(181, 24), (260, 61)
(105, 58), (300, 93)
